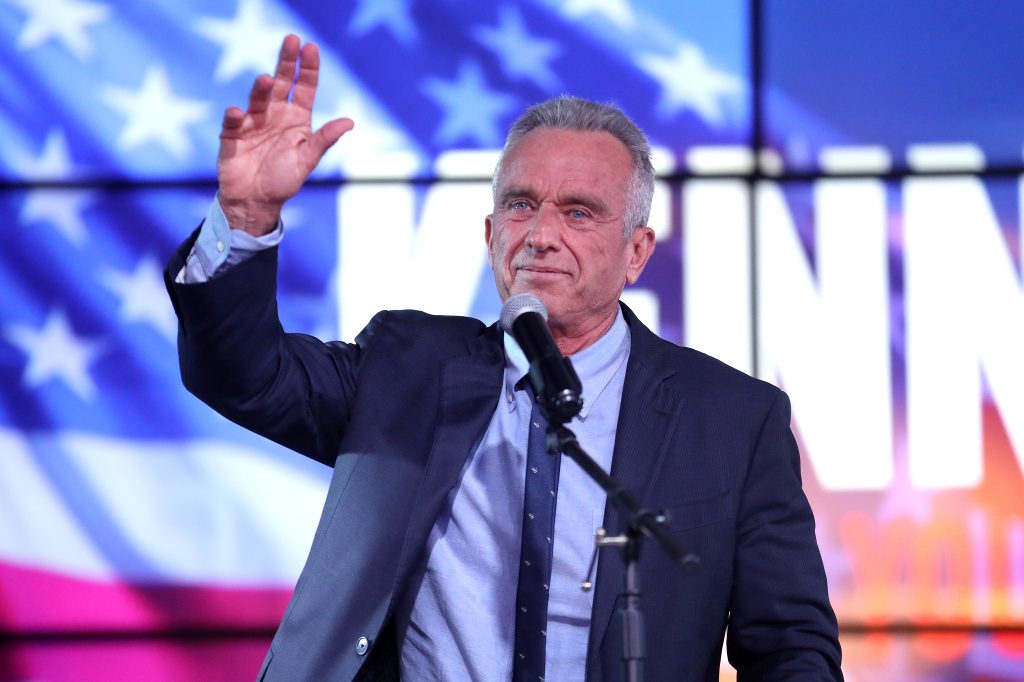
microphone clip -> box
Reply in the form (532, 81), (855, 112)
(526, 357), (583, 426)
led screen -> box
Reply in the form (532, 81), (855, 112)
(763, 0), (1024, 174)
(1, 1), (1023, 680)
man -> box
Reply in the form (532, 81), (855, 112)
(165, 35), (843, 680)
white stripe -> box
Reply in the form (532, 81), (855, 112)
(434, 149), (501, 179)
(0, 430), (113, 578)
(685, 146), (754, 175)
(432, 146), (678, 179)
(758, 148), (784, 176)
(907, 143), (986, 172)
(0, 429), (328, 586)
(819, 145), (892, 174)
(650, 146), (677, 175)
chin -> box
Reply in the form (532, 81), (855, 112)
(514, 288), (559, 309)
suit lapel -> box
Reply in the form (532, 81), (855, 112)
(385, 308), (687, 666)
(587, 308), (685, 666)
(393, 326), (504, 595)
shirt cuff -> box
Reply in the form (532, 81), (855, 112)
(176, 195), (284, 283)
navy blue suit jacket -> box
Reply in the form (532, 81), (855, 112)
(166, 233), (842, 681)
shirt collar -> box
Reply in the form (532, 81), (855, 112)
(501, 307), (631, 420)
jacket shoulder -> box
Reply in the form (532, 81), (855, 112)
(357, 309), (490, 344)
(629, 319), (780, 407)
(350, 309), (497, 368)
(673, 345), (780, 402)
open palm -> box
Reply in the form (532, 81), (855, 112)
(217, 35), (353, 235)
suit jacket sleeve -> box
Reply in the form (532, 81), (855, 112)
(164, 228), (374, 466)
(726, 389), (843, 680)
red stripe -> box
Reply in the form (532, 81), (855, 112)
(0, 560), (292, 632)
(0, 639), (270, 682)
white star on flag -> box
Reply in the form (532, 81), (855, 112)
(19, 189), (95, 247)
(10, 129), (75, 181)
(638, 43), (743, 125)
(421, 61), (517, 146)
(100, 256), (178, 342)
(194, 0), (293, 83)
(348, 0), (418, 46)
(4, 310), (104, 401)
(8, 0), (110, 60)
(562, 0), (635, 30)
(100, 65), (210, 160)
(474, 6), (562, 91)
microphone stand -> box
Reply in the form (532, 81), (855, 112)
(542, 415), (700, 682)
(510, 307), (700, 681)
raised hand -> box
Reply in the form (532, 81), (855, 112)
(217, 34), (354, 236)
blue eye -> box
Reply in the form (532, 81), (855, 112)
(569, 209), (588, 219)
(510, 200), (530, 211)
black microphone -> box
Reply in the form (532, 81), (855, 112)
(500, 293), (583, 425)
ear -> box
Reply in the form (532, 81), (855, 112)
(624, 226), (656, 285)
(484, 214), (494, 268)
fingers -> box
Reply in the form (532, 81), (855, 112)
(220, 106), (246, 137)
(246, 74), (274, 116)
(219, 106), (245, 161)
(291, 41), (321, 111)
(269, 34), (301, 102)
(224, 34), (341, 154)
(269, 35), (324, 111)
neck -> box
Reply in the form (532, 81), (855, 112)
(549, 307), (618, 356)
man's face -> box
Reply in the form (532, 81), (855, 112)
(485, 127), (654, 339)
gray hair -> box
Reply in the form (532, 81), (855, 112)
(492, 95), (655, 239)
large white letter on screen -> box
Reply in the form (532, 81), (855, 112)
(904, 177), (1024, 488)
(756, 180), (893, 490)
(683, 180), (753, 374)
(337, 182), (491, 341)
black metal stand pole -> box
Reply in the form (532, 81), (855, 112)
(547, 425), (700, 571)
(545, 423), (699, 682)
(622, 528), (645, 682)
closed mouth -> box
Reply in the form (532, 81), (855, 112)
(518, 266), (566, 275)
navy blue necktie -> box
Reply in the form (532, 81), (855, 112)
(512, 391), (560, 682)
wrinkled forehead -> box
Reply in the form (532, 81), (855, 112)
(496, 127), (635, 190)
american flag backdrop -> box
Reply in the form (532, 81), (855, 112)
(1, 1), (1023, 680)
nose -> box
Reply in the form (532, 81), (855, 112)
(526, 202), (561, 253)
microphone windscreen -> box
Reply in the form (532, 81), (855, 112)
(500, 293), (547, 329)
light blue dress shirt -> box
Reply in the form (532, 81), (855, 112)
(181, 200), (631, 681)
(396, 313), (629, 682)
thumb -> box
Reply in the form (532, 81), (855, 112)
(308, 117), (355, 164)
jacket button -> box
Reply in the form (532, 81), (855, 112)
(355, 636), (369, 656)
